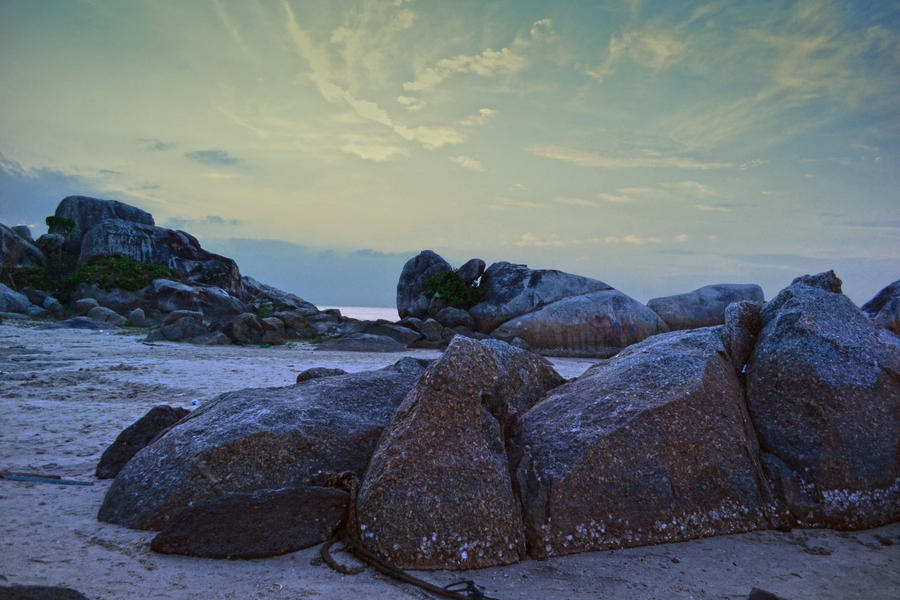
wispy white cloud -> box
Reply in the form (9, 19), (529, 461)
(488, 197), (544, 210)
(403, 19), (552, 93)
(674, 233), (690, 242)
(554, 196), (595, 206)
(695, 203), (729, 212)
(449, 155), (485, 172)
(587, 29), (685, 82)
(516, 232), (565, 247)
(671, 180), (714, 195)
(459, 108), (497, 127)
(597, 192), (632, 203)
(531, 145), (733, 169)
(618, 186), (654, 195)
(340, 135), (410, 162)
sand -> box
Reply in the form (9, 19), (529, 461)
(0, 321), (897, 600)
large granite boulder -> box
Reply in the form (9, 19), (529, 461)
(241, 276), (319, 314)
(97, 358), (428, 530)
(1, 223), (44, 267)
(396, 250), (452, 319)
(96, 405), (190, 479)
(647, 284), (765, 330)
(469, 262), (613, 333)
(78, 219), (242, 293)
(491, 289), (669, 357)
(457, 258), (486, 283)
(862, 279), (900, 335)
(746, 271), (900, 529)
(721, 300), (763, 374)
(150, 485), (348, 558)
(221, 312), (265, 345)
(515, 327), (781, 559)
(316, 333), (406, 352)
(0, 283), (32, 314)
(52, 195), (155, 247)
(357, 337), (564, 569)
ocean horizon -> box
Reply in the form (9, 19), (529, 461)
(319, 305), (400, 322)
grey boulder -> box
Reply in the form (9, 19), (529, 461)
(515, 328), (781, 559)
(862, 279), (900, 335)
(1, 223), (44, 267)
(87, 306), (128, 326)
(469, 262), (613, 333)
(746, 271), (900, 529)
(97, 358), (428, 530)
(357, 337), (564, 569)
(647, 284), (765, 330)
(52, 195), (154, 247)
(456, 258), (486, 283)
(491, 289), (669, 357)
(0, 283), (32, 314)
(316, 333), (406, 352)
(396, 250), (452, 319)
(150, 485), (348, 558)
(96, 405), (190, 479)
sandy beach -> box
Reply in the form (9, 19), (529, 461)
(0, 321), (897, 600)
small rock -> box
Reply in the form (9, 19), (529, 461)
(316, 333), (406, 352)
(128, 308), (148, 328)
(296, 367), (348, 383)
(74, 297), (100, 315)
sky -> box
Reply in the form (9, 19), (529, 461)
(1, 0), (898, 307)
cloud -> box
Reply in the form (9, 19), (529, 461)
(449, 155), (485, 172)
(402, 19), (551, 93)
(597, 192), (632, 203)
(459, 108), (497, 127)
(397, 95), (425, 111)
(674, 234), (689, 242)
(185, 149), (241, 166)
(516, 232), (565, 247)
(695, 204), (730, 212)
(740, 159), (769, 170)
(672, 180), (714, 195)
(489, 198), (544, 210)
(393, 125), (464, 149)
(340, 135), (410, 162)
(531, 145), (733, 169)
(166, 215), (242, 229)
(618, 186), (654, 195)
(587, 29), (685, 82)
(200, 172), (238, 179)
(140, 138), (175, 152)
(554, 196), (595, 206)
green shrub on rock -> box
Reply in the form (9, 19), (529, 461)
(67, 255), (175, 291)
(423, 269), (486, 310)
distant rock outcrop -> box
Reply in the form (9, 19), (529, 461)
(52, 195), (154, 248)
(862, 279), (900, 335)
(98, 358), (428, 530)
(469, 262), (613, 333)
(746, 271), (900, 529)
(491, 289), (669, 357)
(648, 284), (765, 330)
(515, 327), (782, 558)
(1, 223), (45, 268)
(396, 250), (452, 319)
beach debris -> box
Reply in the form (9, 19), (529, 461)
(1, 472), (92, 486)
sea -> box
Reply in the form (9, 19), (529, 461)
(319, 306), (400, 322)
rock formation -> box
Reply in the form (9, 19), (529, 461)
(648, 284), (765, 330)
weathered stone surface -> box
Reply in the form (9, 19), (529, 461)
(457, 258), (486, 283)
(73, 297), (99, 315)
(434, 306), (475, 329)
(53, 195), (155, 246)
(78, 219), (242, 293)
(0, 585), (89, 600)
(261, 316), (286, 345)
(150, 485), (348, 558)
(516, 328), (779, 559)
(362, 322), (422, 346)
(190, 331), (232, 346)
(127, 307), (148, 328)
(241, 276), (318, 314)
(648, 284), (765, 330)
(87, 306), (128, 326)
(491, 289), (669, 357)
(419, 317), (444, 341)
(469, 262), (613, 333)
(98, 358), (428, 530)
(746, 272), (900, 529)
(11, 225), (33, 242)
(273, 310), (314, 336)
(96, 405), (190, 479)
(154, 316), (211, 342)
(316, 333), (406, 352)
(396, 250), (452, 319)
(357, 337), (563, 570)
(862, 279), (900, 335)
(721, 301), (763, 374)
(222, 312), (264, 345)
(39, 316), (119, 330)
(72, 283), (143, 314)
(162, 309), (202, 326)
(0, 283), (31, 314)
(23, 288), (64, 320)
(296, 367), (348, 383)
(1, 223), (44, 267)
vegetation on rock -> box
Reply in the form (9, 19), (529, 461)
(423, 269), (486, 309)
(45, 216), (76, 237)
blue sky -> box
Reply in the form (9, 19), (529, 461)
(1, 0), (898, 306)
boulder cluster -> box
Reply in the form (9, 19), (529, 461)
(96, 270), (899, 569)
